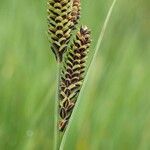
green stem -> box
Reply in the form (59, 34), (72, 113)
(54, 63), (62, 150)
(59, 0), (117, 149)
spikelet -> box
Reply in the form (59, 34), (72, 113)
(59, 26), (91, 132)
(69, 0), (81, 29)
(47, 0), (72, 62)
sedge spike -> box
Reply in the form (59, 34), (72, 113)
(58, 26), (91, 132)
(47, 0), (72, 62)
(69, 0), (81, 29)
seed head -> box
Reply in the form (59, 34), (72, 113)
(47, 0), (72, 62)
(69, 0), (81, 29)
(59, 26), (91, 132)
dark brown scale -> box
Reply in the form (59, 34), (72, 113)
(60, 93), (65, 100)
(80, 60), (86, 64)
(61, 85), (66, 91)
(56, 25), (63, 30)
(56, 33), (63, 39)
(71, 77), (78, 83)
(65, 79), (71, 86)
(80, 70), (85, 75)
(49, 16), (55, 21)
(70, 86), (78, 92)
(58, 54), (63, 62)
(59, 120), (68, 132)
(70, 92), (78, 100)
(65, 113), (72, 121)
(60, 45), (67, 52)
(55, 19), (62, 23)
(60, 84), (65, 90)
(51, 48), (58, 60)
(73, 59), (80, 65)
(80, 53), (86, 59)
(74, 49), (79, 53)
(64, 88), (71, 96)
(52, 43), (59, 51)
(72, 72), (80, 78)
(49, 9), (60, 17)
(49, 22), (56, 27)
(67, 68), (73, 74)
(62, 8), (68, 13)
(54, 6), (61, 10)
(80, 65), (85, 70)
(63, 99), (70, 108)
(67, 57), (74, 64)
(63, 28), (71, 34)
(66, 104), (74, 113)
(60, 107), (67, 119)
(49, 28), (55, 34)
(66, 36), (71, 42)
(65, 73), (71, 79)
(74, 42), (80, 48)
(76, 35), (80, 41)
(79, 47), (85, 52)
(73, 67), (80, 72)
(60, 39), (66, 45)
(66, 62), (73, 68)
(61, 1), (68, 7)
(61, 76), (66, 83)
(51, 36), (58, 41)
(49, 2), (54, 6)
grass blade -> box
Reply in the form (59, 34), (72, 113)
(59, 0), (117, 149)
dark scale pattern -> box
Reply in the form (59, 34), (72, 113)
(59, 26), (91, 132)
(69, 0), (81, 29)
(47, 0), (72, 62)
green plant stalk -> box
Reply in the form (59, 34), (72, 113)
(54, 63), (63, 150)
(59, 0), (117, 149)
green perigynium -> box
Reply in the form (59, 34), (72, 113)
(59, 26), (91, 131)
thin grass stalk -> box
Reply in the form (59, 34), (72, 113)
(54, 63), (62, 150)
(59, 0), (117, 149)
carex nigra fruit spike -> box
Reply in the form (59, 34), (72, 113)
(59, 26), (91, 132)
(47, 0), (73, 62)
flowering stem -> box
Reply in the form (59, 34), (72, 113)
(54, 63), (62, 150)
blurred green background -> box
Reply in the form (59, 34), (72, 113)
(0, 0), (150, 149)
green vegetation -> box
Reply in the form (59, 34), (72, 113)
(0, 0), (150, 150)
